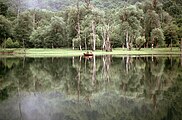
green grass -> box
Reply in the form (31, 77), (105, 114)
(0, 47), (181, 57)
(0, 49), (14, 53)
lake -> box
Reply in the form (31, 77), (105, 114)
(0, 55), (182, 120)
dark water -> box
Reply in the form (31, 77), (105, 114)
(0, 55), (182, 120)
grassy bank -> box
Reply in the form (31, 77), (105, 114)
(0, 48), (181, 57)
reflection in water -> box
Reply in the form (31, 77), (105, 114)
(0, 56), (182, 120)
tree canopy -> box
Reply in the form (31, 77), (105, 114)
(0, 0), (181, 50)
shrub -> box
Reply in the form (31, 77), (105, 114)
(13, 41), (20, 48)
(4, 38), (14, 48)
(3, 38), (20, 48)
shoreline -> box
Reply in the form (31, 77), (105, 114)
(0, 48), (181, 58)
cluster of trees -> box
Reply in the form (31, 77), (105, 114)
(0, 0), (182, 51)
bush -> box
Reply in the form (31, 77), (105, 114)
(4, 38), (14, 48)
(3, 38), (20, 48)
(13, 41), (20, 48)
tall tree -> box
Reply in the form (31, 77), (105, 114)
(76, 0), (81, 50)
(164, 23), (178, 49)
(13, 11), (33, 47)
(119, 5), (144, 50)
(30, 16), (66, 48)
(151, 28), (165, 48)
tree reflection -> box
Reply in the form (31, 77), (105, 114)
(0, 56), (181, 120)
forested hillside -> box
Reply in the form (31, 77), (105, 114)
(0, 0), (181, 51)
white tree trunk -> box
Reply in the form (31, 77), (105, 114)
(101, 27), (106, 50)
(85, 33), (87, 50)
(105, 25), (111, 52)
(77, 0), (82, 51)
(92, 20), (96, 51)
(72, 41), (75, 50)
(106, 33), (111, 51)
(126, 31), (129, 49)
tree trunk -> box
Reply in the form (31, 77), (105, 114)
(146, 41), (148, 48)
(17, 0), (21, 17)
(151, 37), (154, 50)
(79, 44), (82, 51)
(85, 33), (87, 50)
(101, 27), (106, 50)
(92, 20), (96, 51)
(156, 42), (159, 48)
(77, 0), (82, 51)
(170, 39), (172, 51)
(102, 38), (106, 51)
(72, 40), (75, 50)
(105, 25), (112, 52)
(138, 44), (142, 50)
(52, 43), (53, 49)
(122, 44), (124, 50)
(126, 31), (129, 50)
(128, 35), (131, 51)
(105, 33), (111, 52)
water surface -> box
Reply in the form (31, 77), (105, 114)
(0, 55), (182, 120)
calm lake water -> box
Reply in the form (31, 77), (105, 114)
(0, 55), (182, 120)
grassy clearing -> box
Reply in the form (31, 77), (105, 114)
(0, 48), (181, 57)
(0, 49), (14, 53)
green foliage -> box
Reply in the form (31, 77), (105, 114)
(0, 0), (182, 50)
(0, 2), (8, 16)
(13, 40), (20, 48)
(29, 9), (54, 28)
(136, 36), (146, 50)
(3, 38), (13, 48)
(30, 16), (66, 48)
(151, 28), (165, 46)
(164, 23), (178, 46)
(72, 37), (81, 48)
(0, 15), (12, 45)
(2, 38), (20, 48)
(13, 11), (34, 48)
(163, 0), (182, 19)
(163, 0), (182, 45)
(144, 10), (161, 42)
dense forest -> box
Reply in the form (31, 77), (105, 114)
(0, 0), (182, 51)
